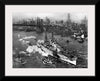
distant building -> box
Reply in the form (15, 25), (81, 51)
(81, 16), (88, 27)
(66, 13), (72, 27)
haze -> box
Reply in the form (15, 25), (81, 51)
(13, 12), (88, 23)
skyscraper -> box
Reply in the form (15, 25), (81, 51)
(81, 16), (88, 26)
(67, 13), (72, 27)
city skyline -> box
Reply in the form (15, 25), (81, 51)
(13, 13), (88, 23)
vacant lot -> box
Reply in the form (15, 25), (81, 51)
(13, 30), (87, 68)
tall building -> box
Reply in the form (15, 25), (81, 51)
(67, 13), (72, 27)
(81, 16), (88, 26)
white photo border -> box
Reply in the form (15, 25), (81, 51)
(5, 5), (95, 76)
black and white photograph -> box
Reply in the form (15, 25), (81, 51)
(13, 12), (88, 68)
(5, 5), (95, 76)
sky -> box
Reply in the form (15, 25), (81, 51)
(13, 12), (88, 23)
